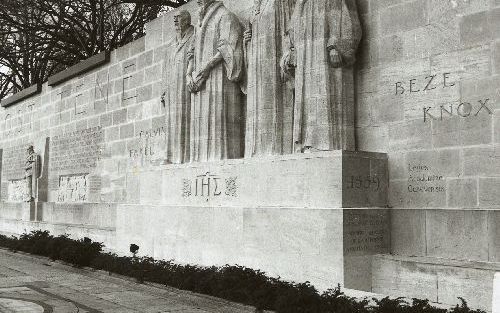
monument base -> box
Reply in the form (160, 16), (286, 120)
(116, 206), (389, 291)
(116, 151), (390, 290)
(0, 202), (116, 249)
(1, 151), (390, 291)
(19, 201), (46, 222)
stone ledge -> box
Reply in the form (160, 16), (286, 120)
(129, 150), (389, 208)
(47, 51), (110, 86)
(375, 253), (500, 272)
(134, 150), (387, 171)
(0, 84), (42, 108)
(0, 218), (115, 232)
(343, 289), (450, 310)
(372, 253), (495, 311)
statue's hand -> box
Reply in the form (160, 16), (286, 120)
(243, 28), (252, 45)
(280, 48), (296, 79)
(187, 49), (194, 60)
(193, 67), (210, 90)
(197, 66), (211, 81)
(187, 74), (198, 93)
(160, 92), (166, 106)
(329, 48), (343, 68)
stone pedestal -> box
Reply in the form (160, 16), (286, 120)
(21, 202), (34, 221)
(20, 201), (43, 222)
(117, 151), (390, 290)
(127, 151), (388, 208)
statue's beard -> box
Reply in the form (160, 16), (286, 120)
(198, 7), (206, 22)
(198, 1), (214, 23)
(254, 0), (262, 15)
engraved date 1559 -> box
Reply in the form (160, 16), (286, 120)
(345, 176), (380, 191)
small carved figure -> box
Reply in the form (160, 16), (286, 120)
(162, 10), (195, 164)
(281, 0), (362, 152)
(25, 145), (41, 202)
(187, 0), (245, 162)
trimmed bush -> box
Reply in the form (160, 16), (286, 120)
(1, 230), (102, 267)
(0, 231), (487, 313)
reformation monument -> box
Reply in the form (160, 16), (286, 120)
(0, 0), (499, 311)
(166, 0), (362, 160)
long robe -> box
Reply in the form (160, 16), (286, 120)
(189, 2), (244, 162)
(245, 0), (295, 157)
(25, 152), (40, 201)
(289, 0), (361, 151)
(163, 26), (194, 164)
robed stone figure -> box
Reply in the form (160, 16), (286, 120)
(187, 0), (245, 162)
(244, 0), (296, 157)
(281, 0), (362, 152)
(25, 145), (41, 202)
(162, 10), (194, 164)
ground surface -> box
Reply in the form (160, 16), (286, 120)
(0, 249), (257, 313)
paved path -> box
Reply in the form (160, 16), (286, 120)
(0, 249), (257, 313)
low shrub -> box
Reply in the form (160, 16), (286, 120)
(0, 231), (487, 313)
(2, 230), (102, 267)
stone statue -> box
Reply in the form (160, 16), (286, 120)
(281, 0), (362, 152)
(244, 0), (296, 157)
(25, 145), (41, 202)
(162, 10), (194, 164)
(187, 0), (245, 162)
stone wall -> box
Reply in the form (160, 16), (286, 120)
(354, 1), (500, 308)
(1, 0), (497, 208)
(353, 0), (500, 263)
(355, 0), (499, 209)
(0, 0), (498, 307)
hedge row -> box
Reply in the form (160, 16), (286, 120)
(0, 231), (486, 313)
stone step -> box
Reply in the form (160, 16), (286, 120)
(372, 254), (498, 312)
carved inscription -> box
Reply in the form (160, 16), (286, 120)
(344, 210), (388, 255)
(182, 172), (238, 201)
(423, 98), (493, 122)
(57, 174), (88, 202)
(2, 145), (27, 180)
(50, 127), (103, 172)
(407, 164), (445, 193)
(2, 104), (36, 138)
(88, 176), (101, 194)
(74, 81), (86, 115)
(94, 73), (110, 108)
(345, 175), (380, 191)
(129, 127), (167, 163)
(122, 63), (137, 102)
(394, 72), (494, 122)
(395, 72), (456, 95)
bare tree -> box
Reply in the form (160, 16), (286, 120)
(0, 0), (190, 100)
